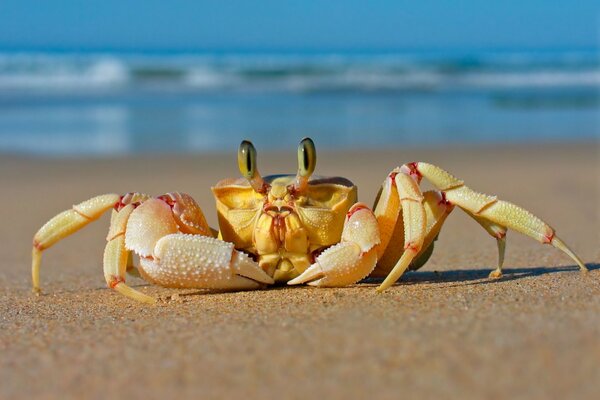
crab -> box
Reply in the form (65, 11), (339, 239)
(31, 138), (587, 304)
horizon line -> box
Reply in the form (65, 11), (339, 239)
(0, 44), (598, 55)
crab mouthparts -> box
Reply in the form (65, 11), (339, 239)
(263, 204), (294, 215)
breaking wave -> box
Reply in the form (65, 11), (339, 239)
(0, 50), (598, 93)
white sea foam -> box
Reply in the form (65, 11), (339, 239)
(0, 51), (597, 92)
(185, 67), (234, 88)
(459, 70), (600, 88)
(0, 57), (128, 89)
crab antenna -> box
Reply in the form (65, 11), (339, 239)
(238, 140), (268, 193)
(294, 137), (316, 193)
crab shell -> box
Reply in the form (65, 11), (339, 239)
(212, 175), (357, 282)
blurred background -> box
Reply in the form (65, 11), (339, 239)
(0, 1), (598, 156)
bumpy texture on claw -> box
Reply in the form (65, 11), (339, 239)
(145, 234), (274, 289)
(125, 198), (179, 257)
(288, 203), (380, 287)
(125, 197), (273, 290)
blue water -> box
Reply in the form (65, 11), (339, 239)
(0, 48), (598, 156)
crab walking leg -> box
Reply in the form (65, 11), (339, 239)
(370, 170), (404, 278)
(411, 162), (587, 272)
(288, 203), (380, 287)
(32, 193), (121, 293)
(377, 174), (427, 292)
(410, 190), (455, 270)
(104, 205), (156, 304)
(372, 170), (454, 276)
(464, 211), (508, 278)
(372, 190), (454, 276)
(372, 170), (402, 260)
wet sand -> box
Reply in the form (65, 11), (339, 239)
(1, 142), (599, 399)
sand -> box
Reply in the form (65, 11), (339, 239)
(1, 142), (599, 400)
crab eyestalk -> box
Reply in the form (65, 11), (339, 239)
(238, 140), (268, 194)
(294, 137), (316, 193)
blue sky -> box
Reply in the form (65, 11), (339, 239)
(0, 1), (598, 50)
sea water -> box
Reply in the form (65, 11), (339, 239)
(0, 48), (597, 156)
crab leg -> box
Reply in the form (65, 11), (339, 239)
(372, 171), (402, 260)
(32, 193), (121, 293)
(372, 190), (454, 276)
(104, 204), (156, 304)
(408, 162), (587, 272)
(464, 211), (508, 278)
(288, 203), (380, 287)
(411, 190), (455, 270)
(377, 173), (427, 292)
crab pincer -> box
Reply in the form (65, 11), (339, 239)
(125, 198), (274, 292)
(288, 203), (380, 287)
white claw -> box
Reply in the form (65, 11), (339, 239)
(144, 234), (273, 289)
(341, 204), (381, 253)
(289, 243), (378, 287)
(125, 197), (274, 291)
(288, 262), (324, 285)
(230, 251), (274, 284)
(289, 203), (380, 287)
(125, 199), (178, 257)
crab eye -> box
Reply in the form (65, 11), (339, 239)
(238, 140), (269, 193)
(297, 137), (316, 178)
(238, 140), (257, 179)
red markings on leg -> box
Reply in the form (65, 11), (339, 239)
(346, 204), (369, 220)
(404, 242), (421, 253)
(33, 240), (44, 251)
(115, 193), (142, 211)
(388, 171), (398, 186)
(400, 162), (423, 183)
(108, 275), (125, 289)
(157, 194), (175, 208)
(543, 230), (555, 244)
(114, 195), (126, 211)
(407, 162), (420, 174)
(438, 191), (452, 207)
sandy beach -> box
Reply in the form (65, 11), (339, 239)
(1, 142), (598, 399)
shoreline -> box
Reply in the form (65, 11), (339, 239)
(1, 137), (597, 161)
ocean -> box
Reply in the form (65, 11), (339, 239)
(0, 48), (598, 156)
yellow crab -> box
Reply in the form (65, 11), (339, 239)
(31, 138), (587, 304)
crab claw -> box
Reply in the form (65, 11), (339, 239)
(125, 198), (179, 257)
(126, 198), (273, 290)
(142, 234), (274, 289)
(288, 203), (380, 287)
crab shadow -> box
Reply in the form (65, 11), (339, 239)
(48, 263), (597, 298)
(363, 263), (599, 289)
(164, 263), (598, 299)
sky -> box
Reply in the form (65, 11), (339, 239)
(0, 1), (598, 51)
